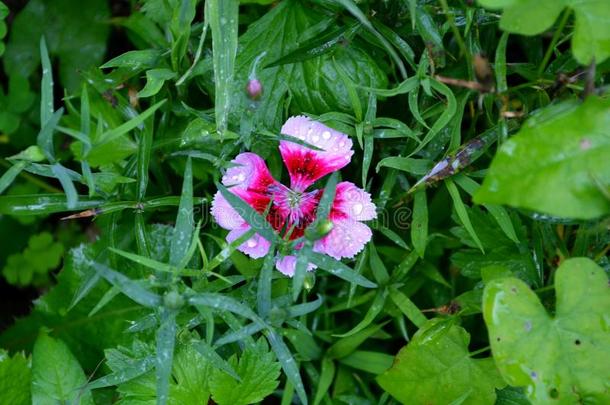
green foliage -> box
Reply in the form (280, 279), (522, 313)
(210, 338), (281, 405)
(483, 258), (610, 403)
(31, 332), (93, 404)
(4, 0), (110, 91)
(2, 232), (64, 287)
(479, 0), (610, 64)
(0, 349), (31, 405)
(1, 0), (609, 404)
(475, 97), (610, 219)
(377, 319), (505, 404)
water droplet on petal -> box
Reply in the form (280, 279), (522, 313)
(322, 130), (331, 139)
(247, 238), (258, 248)
(352, 203), (364, 215)
(312, 134), (320, 142)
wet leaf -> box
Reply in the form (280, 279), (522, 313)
(479, 0), (610, 64)
(483, 258), (610, 403)
(377, 319), (504, 404)
(475, 97), (610, 219)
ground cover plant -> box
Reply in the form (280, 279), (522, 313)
(0, 0), (609, 404)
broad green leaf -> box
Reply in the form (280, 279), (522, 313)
(475, 97), (610, 219)
(483, 258), (610, 403)
(478, 0), (610, 64)
(340, 350), (393, 375)
(4, 0), (110, 90)
(377, 319), (504, 405)
(209, 339), (281, 405)
(0, 350), (31, 405)
(31, 333), (93, 404)
(208, 0), (239, 135)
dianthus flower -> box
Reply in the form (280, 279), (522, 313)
(211, 116), (377, 276)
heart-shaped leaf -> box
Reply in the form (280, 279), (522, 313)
(483, 257), (610, 403)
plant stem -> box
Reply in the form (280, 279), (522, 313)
(538, 9), (571, 76)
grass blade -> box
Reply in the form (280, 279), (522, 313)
(207, 0), (239, 135)
(217, 183), (279, 243)
(51, 164), (78, 209)
(388, 287), (427, 328)
(308, 252), (377, 288)
(411, 190), (428, 258)
(445, 178), (484, 252)
(39, 37), (53, 126)
(170, 157), (194, 266)
(265, 328), (308, 405)
(335, 0), (406, 79)
(0, 161), (27, 195)
(97, 100), (166, 146)
(156, 308), (177, 405)
(90, 261), (162, 307)
(187, 292), (265, 325)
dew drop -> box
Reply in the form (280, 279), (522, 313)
(322, 130), (331, 139)
(312, 134), (320, 142)
(352, 203), (364, 215)
(247, 239), (258, 248)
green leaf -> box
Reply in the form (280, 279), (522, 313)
(170, 157), (194, 267)
(208, 0), (239, 135)
(377, 319), (504, 405)
(156, 308), (177, 405)
(209, 338), (281, 405)
(308, 252), (377, 288)
(478, 0), (610, 64)
(265, 329), (307, 405)
(4, 0), (110, 90)
(2, 231), (64, 287)
(446, 178), (484, 253)
(217, 182), (279, 243)
(411, 190), (428, 258)
(475, 97), (610, 219)
(31, 333), (93, 404)
(138, 68), (177, 98)
(0, 161), (27, 195)
(0, 350), (31, 405)
(483, 258), (610, 403)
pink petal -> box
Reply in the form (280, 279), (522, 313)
(275, 254), (316, 277)
(314, 218), (372, 260)
(210, 191), (246, 230)
(280, 116), (354, 191)
(227, 225), (271, 259)
(222, 152), (276, 193)
(332, 182), (377, 221)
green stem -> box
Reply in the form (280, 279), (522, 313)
(439, 0), (471, 69)
(469, 346), (491, 357)
(537, 9), (571, 76)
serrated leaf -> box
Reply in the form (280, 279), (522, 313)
(0, 350), (31, 405)
(483, 258), (610, 403)
(209, 338), (281, 405)
(377, 319), (504, 404)
(31, 333), (93, 404)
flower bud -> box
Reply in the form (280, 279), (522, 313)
(246, 78), (263, 100)
(163, 290), (184, 310)
(305, 219), (334, 241)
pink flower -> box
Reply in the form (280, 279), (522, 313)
(211, 116), (377, 276)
